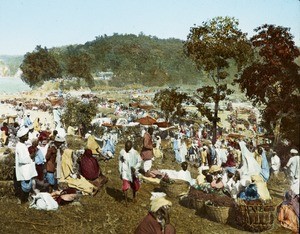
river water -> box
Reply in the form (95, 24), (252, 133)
(0, 77), (31, 94)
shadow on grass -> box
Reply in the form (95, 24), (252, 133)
(106, 186), (124, 202)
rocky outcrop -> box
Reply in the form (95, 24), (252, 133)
(0, 60), (10, 77)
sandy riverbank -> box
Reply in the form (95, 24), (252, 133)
(0, 95), (55, 130)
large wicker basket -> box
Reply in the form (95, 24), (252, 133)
(160, 179), (190, 198)
(205, 201), (231, 224)
(195, 198), (206, 213)
(235, 200), (277, 232)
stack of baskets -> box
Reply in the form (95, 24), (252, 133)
(160, 179), (190, 198)
(235, 199), (277, 232)
(205, 201), (231, 224)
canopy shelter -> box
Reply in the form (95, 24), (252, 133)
(227, 133), (245, 139)
(137, 116), (157, 125)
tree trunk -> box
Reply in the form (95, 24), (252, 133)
(273, 117), (282, 146)
(213, 101), (219, 144)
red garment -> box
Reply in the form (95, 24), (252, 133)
(140, 132), (153, 160)
(79, 149), (100, 181)
(28, 145), (37, 155)
(0, 126), (8, 135)
(134, 213), (176, 234)
(225, 153), (236, 167)
(35, 164), (44, 181)
(45, 145), (58, 173)
(38, 131), (51, 141)
(122, 177), (140, 192)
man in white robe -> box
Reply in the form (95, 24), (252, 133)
(119, 140), (142, 204)
(284, 149), (299, 194)
(15, 127), (37, 203)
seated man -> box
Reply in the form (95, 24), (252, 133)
(195, 174), (215, 194)
(78, 149), (108, 190)
(196, 165), (209, 185)
(135, 195), (175, 234)
(177, 162), (194, 185)
(60, 149), (98, 196)
(160, 162), (195, 185)
(101, 136), (115, 160)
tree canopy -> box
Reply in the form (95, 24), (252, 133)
(61, 98), (98, 134)
(20, 34), (202, 87)
(184, 16), (253, 143)
(236, 24), (300, 147)
(153, 88), (190, 122)
(20, 46), (62, 87)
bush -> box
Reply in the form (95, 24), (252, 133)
(61, 97), (98, 134)
(0, 152), (15, 181)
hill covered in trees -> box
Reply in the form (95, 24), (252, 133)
(21, 33), (212, 87)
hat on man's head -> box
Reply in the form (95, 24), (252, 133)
(290, 149), (298, 154)
(17, 127), (29, 138)
(201, 165), (210, 171)
(54, 135), (65, 143)
(209, 165), (222, 174)
(150, 197), (172, 212)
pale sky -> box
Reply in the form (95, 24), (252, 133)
(0, 0), (299, 55)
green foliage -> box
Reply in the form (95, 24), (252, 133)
(20, 46), (62, 87)
(17, 34), (206, 87)
(153, 88), (190, 121)
(65, 46), (95, 87)
(184, 16), (253, 142)
(236, 24), (300, 147)
(0, 152), (15, 180)
(84, 33), (200, 86)
(61, 97), (98, 131)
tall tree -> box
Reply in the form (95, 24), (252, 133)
(66, 46), (95, 87)
(236, 24), (300, 147)
(61, 97), (98, 134)
(153, 88), (189, 122)
(20, 46), (61, 87)
(184, 16), (252, 143)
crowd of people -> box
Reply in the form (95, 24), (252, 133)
(0, 97), (299, 233)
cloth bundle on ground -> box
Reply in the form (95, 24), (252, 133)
(60, 149), (96, 195)
(239, 184), (260, 201)
(86, 135), (101, 155)
(160, 169), (194, 185)
(51, 188), (80, 205)
(29, 192), (59, 211)
(251, 175), (271, 200)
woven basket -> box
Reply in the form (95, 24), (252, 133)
(205, 201), (230, 224)
(160, 179), (190, 198)
(235, 200), (277, 232)
(195, 198), (206, 213)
